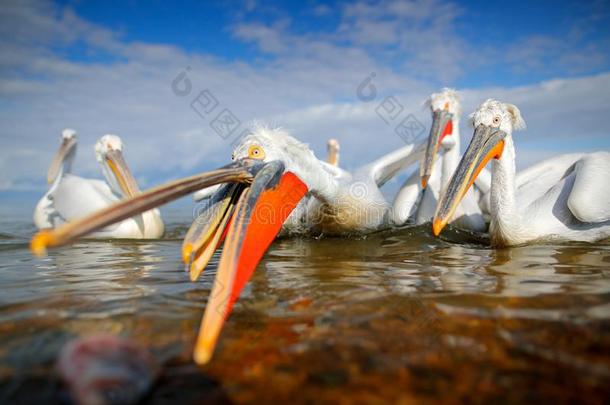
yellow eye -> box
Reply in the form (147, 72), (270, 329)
(492, 116), (501, 126)
(248, 145), (265, 160)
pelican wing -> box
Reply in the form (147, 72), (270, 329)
(358, 142), (426, 187)
(480, 153), (587, 215)
(567, 152), (610, 223)
(193, 184), (222, 202)
(53, 174), (121, 229)
(391, 169), (422, 225)
(515, 153), (585, 209)
(320, 161), (350, 181)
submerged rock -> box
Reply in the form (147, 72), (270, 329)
(57, 335), (160, 405)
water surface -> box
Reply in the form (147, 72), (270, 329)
(0, 214), (609, 403)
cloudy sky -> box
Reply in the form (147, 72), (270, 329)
(1, 0), (609, 207)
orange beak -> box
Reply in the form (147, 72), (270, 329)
(193, 163), (307, 364)
(182, 183), (241, 281)
(432, 124), (506, 236)
(420, 109), (453, 189)
(30, 158), (308, 366)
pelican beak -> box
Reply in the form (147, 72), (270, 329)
(30, 161), (260, 256)
(432, 124), (506, 236)
(182, 183), (242, 281)
(105, 149), (141, 198)
(420, 109), (453, 188)
(47, 137), (77, 184)
(193, 161), (308, 364)
(30, 158), (309, 365)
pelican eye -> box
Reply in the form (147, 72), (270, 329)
(248, 145), (265, 160)
(492, 116), (501, 126)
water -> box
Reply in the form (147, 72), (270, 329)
(0, 213), (609, 403)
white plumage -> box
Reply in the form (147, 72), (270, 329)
(230, 125), (424, 235)
(467, 99), (610, 246)
(391, 88), (489, 231)
(34, 131), (164, 239)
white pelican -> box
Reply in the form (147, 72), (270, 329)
(391, 88), (489, 231)
(31, 125), (429, 363)
(191, 137), (341, 201)
(34, 131), (164, 239)
(326, 138), (340, 166)
(433, 99), (610, 246)
(34, 129), (77, 229)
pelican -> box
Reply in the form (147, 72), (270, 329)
(191, 137), (342, 201)
(391, 88), (490, 231)
(31, 125), (429, 363)
(326, 138), (340, 166)
(433, 99), (610, 246)
(34, 131), (164, 239)
(34, 129), (77, 229)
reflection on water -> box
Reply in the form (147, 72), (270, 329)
(0, 220), (609, 403)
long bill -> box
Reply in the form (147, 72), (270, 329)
(47, 137), (77, 184)
(30, 162), (259, 256)
(104, 149), (142, 198)
(193, 161), (308, 365)
(432, 124), (507, 236)
(420, 109), (453, 188)
(182, 183), (242, 281)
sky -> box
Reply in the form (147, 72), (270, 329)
(1, 0), (609, 209)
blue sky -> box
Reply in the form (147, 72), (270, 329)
(1, 0), (609, 203)
(56, 0), (610, 87)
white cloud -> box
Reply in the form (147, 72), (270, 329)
(0, 0), (609, 195)
(271, 72), (610, 170)
(232, 0), (467, 82)
(506, 35), (609, 76)
(233, 22), (289, 54)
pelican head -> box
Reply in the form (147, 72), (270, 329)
(95, 135), (141, 199)
(31, 126), (315, 364)
(420, 88), (461, 188)
(47, 129), (78, 184)
(232, 127), (327, 187)
(62, 128), (77, 139)
(432, 99), (525, 236)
